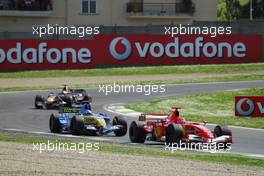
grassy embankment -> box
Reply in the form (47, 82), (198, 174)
(0, 63), (263, 92)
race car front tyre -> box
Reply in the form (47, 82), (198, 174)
(83, 95), (92, 103)
(112, 116), (127, 136)
(165, 124), (184, 145)
(86, 130), (97, 136)
(74, 89), (87, 96)
(70, 116), (84, 135)
(214, 125), (232, 149)
(213, 125), (232, 137)
(129, 121), (146, 143)
(64, 96), (73, 107)
(49, 114), (61, 133)
(35, 95), (45, 109)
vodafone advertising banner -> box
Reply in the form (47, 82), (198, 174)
(0, 34), (262, 71)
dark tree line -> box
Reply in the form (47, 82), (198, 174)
(240, 0), (264, 19)
(218, 0), (264, 21)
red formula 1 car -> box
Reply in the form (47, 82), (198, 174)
(129, 107), (232, 148)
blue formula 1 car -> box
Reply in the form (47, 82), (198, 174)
(49, 104), (127, 136)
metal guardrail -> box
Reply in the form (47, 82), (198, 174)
(1, 21), (264, 39)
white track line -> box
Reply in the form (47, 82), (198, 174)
(2, 128), (113, 142)
(104, 104), (141, 117)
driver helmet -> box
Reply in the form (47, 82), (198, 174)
(170, 107), (186, 124)
(62, 85), (71, 94)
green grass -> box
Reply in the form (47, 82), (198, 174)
(126, 88), (264, 129)
(0, 131), (264, 168)
(0, 86), (57, 92)
(0, 63), (263, 78)
(134, 74), (264, 85)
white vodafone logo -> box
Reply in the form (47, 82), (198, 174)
(236, 98), (255, 116)
(109, 37), (132, 61)
(0, 42), (92, 64)
(109, 36), (246, 61)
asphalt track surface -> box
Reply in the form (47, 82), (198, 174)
(0, 81), (264, 157)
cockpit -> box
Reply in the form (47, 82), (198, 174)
(80, 103), (92, 115)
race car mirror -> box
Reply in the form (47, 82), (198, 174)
(139, 114), (146, 121)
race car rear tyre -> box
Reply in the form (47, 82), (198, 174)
(64, 96), (73, 107)
(35, 95), (45, 109)
(113, 116), (127, 136)
(165, 124), (184, 145)
(80, 90), (88, 97)
(214, 125), (232, 149)
(49, 114), (61, 133)
(83, 95), (92, 103)
(70, 116), (84, 135)
(213, 125), (232, 137)
(129, 121), (146, 143)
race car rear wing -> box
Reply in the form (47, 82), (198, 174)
(139, 114), (168, 121)
(59, 107), (80, 114)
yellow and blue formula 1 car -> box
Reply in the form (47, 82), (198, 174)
(49, 104), (127, 136)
